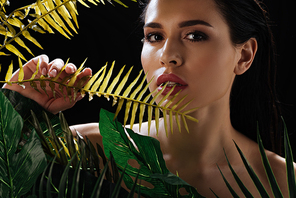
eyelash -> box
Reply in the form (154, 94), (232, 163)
(143, 31), (208, 43)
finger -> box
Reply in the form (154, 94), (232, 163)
(75, 68), (92, 86)
(65, 63), (77, 74)
(48, 58), (65, 77)
(31, 54), (49, 76)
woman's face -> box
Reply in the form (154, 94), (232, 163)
(141, 0), (242, 110)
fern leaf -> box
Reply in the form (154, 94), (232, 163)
(17, 57), (25, 88)
(138, 103), (146, 132)
(113, 0), (128, 8)
(55, 0), (78, 34)
(124, 100), (133, 126)
(22, 30), (43, 49)
(67, 58), (86, 87)
(5, 43), (27, 61)
(130, 72), (148, 100)
(90, 65), (107, 98)
(4, 21), (16, 36)
(155, 107), (160, 135)
(13, 11), (26, 20)
(162, 110), (168, 137)
(169, 110), (173, 134)
(45, 0), (73, 36)
(106, 64), (126, 99)
(158, 85), (176, 106)
(7, 18), (24, 28)
(181, 114), (189, 133)
(113, 66), (133, 96)
(175, 112), (181, 133)
(171, 95), (187, 111)
(36, 17), (55, 33)
(177, 98), (193, 112)
(37, 0), (70, 39)
(78, 0), (91, 8)
(62, 2), (78, 28)
(0, 51), (9, 55)
(129, 102), (139, 129)
(52, 58), (70, 81)
(15, 37), (34, 56)
(82, 64), (106, 97)
(147, 105), (153, 135)
(122, 68), (143, 98)
(5, 61), (13, 84)
(145, 83), (169, 135)
(113, 98), (125, 120)
(40, 78), (49, 97)
(149, 83), (168, 105)
(98, 60), (115, 95)
(88, 0), (99, 6)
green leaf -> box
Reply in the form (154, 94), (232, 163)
(99, 108), (205, 198)
(282, 118), (296, 198)
(223, 149), (254, 198)
(257, 128), (283, 198)
(0, 91), (47, 197)
(234, 141), (270, 197)
(216, 165), (240, 198)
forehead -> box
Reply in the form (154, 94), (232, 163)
(145, 0), (223, 26)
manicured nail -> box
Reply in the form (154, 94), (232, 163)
(69, 65), (75, 73)
(49, 69), (57, 77)
(76, 95), (84, 101)
(42, 68), (47, 75)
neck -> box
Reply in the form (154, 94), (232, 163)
(157, 97), (242, 171)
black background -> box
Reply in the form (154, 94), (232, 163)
(1, 0), (296, 153)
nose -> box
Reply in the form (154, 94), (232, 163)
(159, 39), (183, 67)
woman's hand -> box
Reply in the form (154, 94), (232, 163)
(2, 54), (92, 114)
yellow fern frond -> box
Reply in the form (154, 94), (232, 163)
(0, 0), (132, 61)
(0, 60), (199, 135)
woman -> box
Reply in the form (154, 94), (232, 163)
(3, 0), (294, 197)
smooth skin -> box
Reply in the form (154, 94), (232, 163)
(3, 0), (295, 197)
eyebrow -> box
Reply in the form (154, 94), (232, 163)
(143, 20), (213, 29)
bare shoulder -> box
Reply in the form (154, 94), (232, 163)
(265, 149), (296, 195)
(126, 120), (157, 137)
(266, 150), (296, 174)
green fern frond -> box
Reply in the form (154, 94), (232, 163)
(0, 0), (131, 60)
(0, 60), (199, 135)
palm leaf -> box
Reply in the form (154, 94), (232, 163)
(0, 0), (131, 60)
(233, 140), (270, 197)
(282, 118), (296, 198)
(223, 149), (254, 197)
(0, 60), (199, 135)
(257, 126), (284, 197)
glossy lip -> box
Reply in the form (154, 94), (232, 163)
(157, 73), (188, 95)
(157, 73), (188, 86)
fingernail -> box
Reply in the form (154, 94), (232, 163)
(49, 69), (57, 77)
(76, 95), (83, 101)
(69, 65), (75, 73)
(42, 68), (47, 75)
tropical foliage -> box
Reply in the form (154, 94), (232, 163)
(0, 0), (295, 198)
(0, 0), (130, 61)
(0, 58), (199, 135)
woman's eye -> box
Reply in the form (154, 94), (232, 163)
(145, 33), (163, 43)
(185, 31), (208, 42)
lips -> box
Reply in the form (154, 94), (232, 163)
(156, 74), (188, 95)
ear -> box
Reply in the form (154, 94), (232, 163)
(234, 38), (258, 75)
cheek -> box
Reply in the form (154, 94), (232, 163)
(141, 45), (159, 91)
(187, 44), (236, 104)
